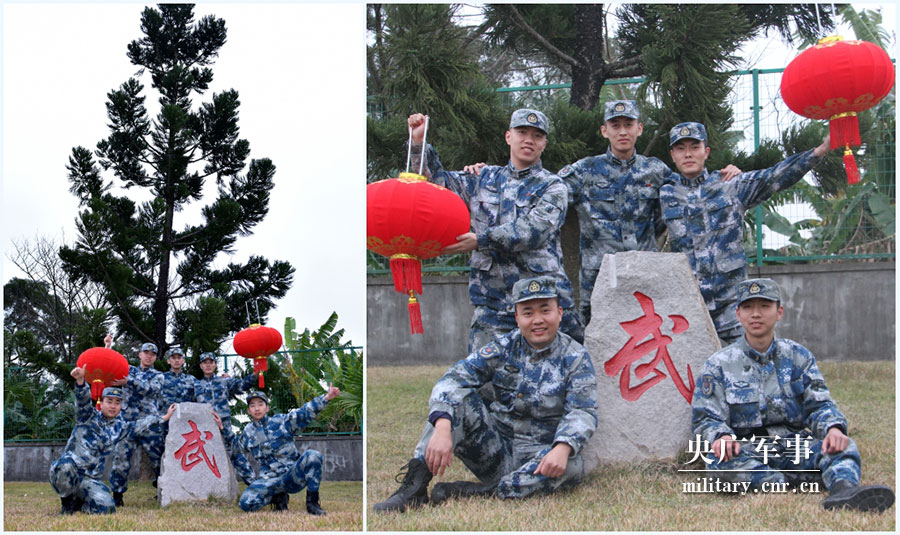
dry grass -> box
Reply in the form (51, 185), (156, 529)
(3, 480), (362, 531)
(367, 361), (895, 531)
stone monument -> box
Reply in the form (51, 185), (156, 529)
(582, 251), (721, 469)
(158, 402), (239, 507)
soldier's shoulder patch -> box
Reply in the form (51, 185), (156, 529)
(559, 165), (574, 178)
(479, 342), (501, 359)
(700, 374), (715, 397)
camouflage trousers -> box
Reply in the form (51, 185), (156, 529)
(706, 433), (861, 491)
(469, 305), (584, 354)
(710, 302), (743, 346)
(221, 424), (257, 485)
(110, 430), (163, 493)
(49, 455), (116, 514)
(238, 450), (323, 512)
(413, 391), (585, 499)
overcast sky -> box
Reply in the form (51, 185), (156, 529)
(2, 3), (366, 353)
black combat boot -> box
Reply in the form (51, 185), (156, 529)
(59, 495), (78, 515)
(430, 481), (497, 505)
(306, 490), (326, 515)
(822, 480), (895, 512)
(271, 491), (289, 511)
(373, 458), (433, 513)
(113, 491), (124, 507)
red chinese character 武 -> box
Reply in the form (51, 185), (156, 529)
(173, 420), (221, 478)
(604, 291), (693, 403)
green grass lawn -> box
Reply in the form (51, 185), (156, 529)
(367, 361), (895, 531)
(3, 480), (362, 531)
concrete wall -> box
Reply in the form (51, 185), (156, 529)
(4, 436), (362, 482)
(367, 262), (895, 365)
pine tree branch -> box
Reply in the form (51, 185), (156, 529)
(502, 4), (581, 69)
(604, 54), (644, 78)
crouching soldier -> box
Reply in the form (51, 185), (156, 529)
(692, 278), (895, 512)
(50, 364), (175, 514)
(214, 388), (341, 514)
(374, 276), (598, 512)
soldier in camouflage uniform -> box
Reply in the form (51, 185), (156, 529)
(194, 352), (257, 485)
(692, 278), (894, 512)
(50, 365), (175, 514)
(408, 110), (583, 352)
(374, 276), (598, 512)
(217, 388), (340, 514)
(155, 347), (197, 467)
(108, 341), (164, 506)
(661, 122), (831, 344)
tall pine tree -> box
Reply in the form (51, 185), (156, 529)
(61, 5), (293, 356)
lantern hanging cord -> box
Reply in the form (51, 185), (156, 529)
(814, 4), (822, 36)
(244, 302), (251, 329)
(419, 116), (429, 176)
(405, 126), (413, 173)
(254, 299), (262, 324)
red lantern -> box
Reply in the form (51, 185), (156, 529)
(367, 172), (471, 334)
(781, 35), (895, 184)
(76, 347), (130, 408)
(233, 324), (282, 388)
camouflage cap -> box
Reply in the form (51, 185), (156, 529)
(101, 386), (124, 400)
(198, 352), (217, 362)
(140, 342), (158, 354)
(509, 108), (549, 135)
(735, 278), (781, 305)
(669, 122), (708, 146)
(246, 391), (269, 405)
(604, 100), (639, 122)
(166, 347), (184, 358)
(511, 276), (559, 304)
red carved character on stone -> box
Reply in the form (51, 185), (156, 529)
(173, 420), (222, 478)
(604, 291), (694, 403)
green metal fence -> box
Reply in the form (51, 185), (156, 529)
(367, 66), (895, 276)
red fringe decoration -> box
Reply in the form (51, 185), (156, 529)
(408, 292), (424, 335)
(829, 114), (861, 150)
(91, 379), (105, 403)
(390, 256), (423, 295)
(258, 372), (265, 389)
(843, 146), (861, 185)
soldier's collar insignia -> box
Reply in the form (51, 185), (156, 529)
(749, 283), (760, 294)
(614, 103), (625, 112)
(528, 281), (540, 293)
(526, 113), (538, 124)
(680, 126), (691, 136)
(479, 343), (500, 358)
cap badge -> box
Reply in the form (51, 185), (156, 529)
(614, 103), (625, 112)
(526, 113), (537, 124)
(528, 281), (540, 293)
(749, 282), (761, 294)
(680, 126), (691, 136)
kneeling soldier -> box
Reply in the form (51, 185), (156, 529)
(215, 388), (340, 514)
(50, 364), (175, 514)
(374, 275), (598, 512)
(692, 278), (894, 512)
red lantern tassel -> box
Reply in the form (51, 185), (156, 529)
(389, 255), (423, 295)
(408, 291), (424, 335)
(829, 112), (861, 150)
(91, 379), (105, 402)
(843, 146), (861, 185)
(258, 372), (264, 389)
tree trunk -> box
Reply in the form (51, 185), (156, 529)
(569, 4), (607, 111)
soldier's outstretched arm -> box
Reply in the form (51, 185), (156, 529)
(71, 366), (95, 423)
(477, 181), (567, 253)
(407, 113), (476, 203)
(734, 134), (830, 209)
(286, 394), (330, 435)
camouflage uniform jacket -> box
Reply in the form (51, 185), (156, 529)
(194, 374), (256, 424)
(559, 149), (674, 311)
(660, 149), (821, 326)
(229, 395), (329, 480)
(159, 371), (197, 412)
(692, 335), (847, 446)
(121, 365), (163, 421)
(429, 330), (598, 455)
(62, 382), (162, 479)
(412, 143), (575, 312)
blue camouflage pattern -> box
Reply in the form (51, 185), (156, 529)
(692, 336), (859, 490)
(660, 149), (822, 338)
(110, 364), (164, 493)
(669, 122), (708, 146)
(228, 395), (329, 511)
(414, 330), (598, 498)
(411, 143), (582, 351)
(509, 108), (549, 134)
(194, 374), (258, 483)
(50, 382), (162, 513)
(604, 100), (639, 121)
(559, 148), (675, 324)
(159, 371), (197, 411)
